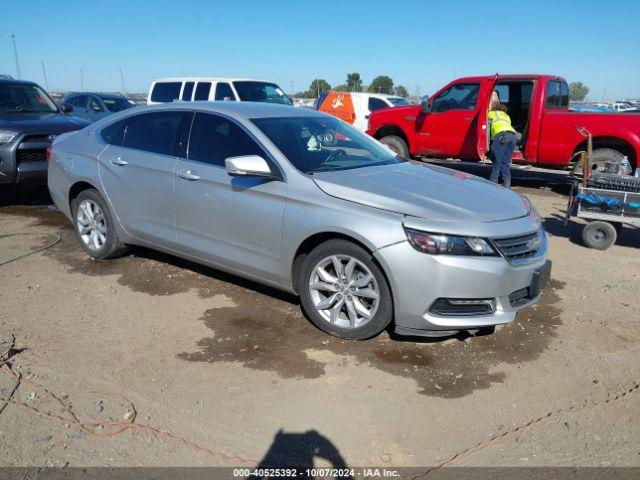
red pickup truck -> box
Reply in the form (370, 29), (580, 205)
(366, 74), (640, 171)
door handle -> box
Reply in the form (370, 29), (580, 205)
(110, 156), (128, 166)
(177, 169), (200, 181)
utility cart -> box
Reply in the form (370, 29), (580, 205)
(565, 127), (640, 250)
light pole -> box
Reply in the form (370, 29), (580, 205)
(119, 66), (127, 95)
(10, 34), (21, 79)
(41, 60), (49, 91)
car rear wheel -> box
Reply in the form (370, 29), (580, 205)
(379, 135), (409, 158)
(299, 239), (393, 340)
(72, 189), (128, 259)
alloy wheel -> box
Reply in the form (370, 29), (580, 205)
(76, 199), (107, 251)
(308, 254), (380, 329)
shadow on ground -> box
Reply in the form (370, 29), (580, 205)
(2, 197), (565, 400)
(252, 430), (351, 479)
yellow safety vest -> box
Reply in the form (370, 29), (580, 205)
(488, 110), (516, 138)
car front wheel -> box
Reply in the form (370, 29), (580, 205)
(299, 239), (393, 340)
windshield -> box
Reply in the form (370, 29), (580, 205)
(388, 97), (411, 106)
(0, 83), (58, 113)
(252, 115), (404, 174)
(102, 96), (135, 112)
(233, 81), (292, 105)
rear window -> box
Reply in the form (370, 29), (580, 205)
(194, 82), (212, 101)
(233, 81), (291, 105)
(546, 80), (569, 108)
(102, 97), (134, 112)
(150, 82), (181, 103)
(368, 97), (389, 111)
(215, 82), (235, 101)
(123, 112), (183, 155)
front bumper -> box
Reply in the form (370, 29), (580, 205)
(0, 135), (50, 185)
(374, 240), (550, 336)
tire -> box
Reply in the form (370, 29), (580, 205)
(588, 148), (626, 173)
(587, 172), (640, 193)
(299, 239), (393, 340)
(581, 221), (617, 250)
(71, 189), (128, 259)
(379, 135), (409, 158)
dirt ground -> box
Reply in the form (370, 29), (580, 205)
(0, 163), (639, 471)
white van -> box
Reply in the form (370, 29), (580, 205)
(147, 78), (292, 105)
(317, 92), (411, 131)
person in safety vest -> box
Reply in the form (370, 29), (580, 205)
(488, 102), (516, 188)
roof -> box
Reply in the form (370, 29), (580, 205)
(65, 92), (128, 99)
(454, 74), (565, 82)
(326, 91), (402, 99)
(151, 77), (273, 83)
(139, 101), (322, 119)
(0, 78), (38, 86)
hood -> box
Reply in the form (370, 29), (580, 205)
(312, 161), (529, 222)
(0, 112), (89, 134)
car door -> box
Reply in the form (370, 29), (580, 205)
(357, 96), (389, 131)
(173, 111), (286, 283)
(415, 82), (481, 158)
(99, 110), (188, 244)
(71, 95), (91, 120)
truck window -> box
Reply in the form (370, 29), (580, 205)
(546, 80), (569, 108)
(150, 82), (181, 103)
(432, 83), (480, 113)
(494, 85), (510, 103)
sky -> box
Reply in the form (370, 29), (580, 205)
(1, 0), (639, 100)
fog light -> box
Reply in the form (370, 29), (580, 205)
(429, 298), (496, 316)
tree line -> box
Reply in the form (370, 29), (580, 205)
(294, 73), (409, 98)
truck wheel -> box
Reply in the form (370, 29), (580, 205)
(581, 221), (617, 250)
(588, 148), (626, 172)
(380, 135), (409, 158)
(71, 189), (128, 260)
(299, 239), (393, 340)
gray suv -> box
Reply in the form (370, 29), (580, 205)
(0, 79), (88, 185)
(48, 102), (550, 340)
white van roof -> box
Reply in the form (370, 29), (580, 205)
(151, 77), (273, 83)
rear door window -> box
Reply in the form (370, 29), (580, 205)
(100, 118), (128, 146)
(181, 82), (195, 101)
(215, 82), (235, 101)
(187, 113), (265, 167)
(123, 111), (184, 155)
(150, 82), (181, 103)
(194, 82), (212, 101)
(368, 97), (389, 112)
(546, 80), (569, 108)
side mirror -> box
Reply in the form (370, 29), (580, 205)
(61, 103), (73, 114)
(225, 155), (279, 180)
(420, 95), (431, 113)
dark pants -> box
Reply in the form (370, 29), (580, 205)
(490, 131), (516, 188)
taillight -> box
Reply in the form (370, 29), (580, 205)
(46, 145), (52, 161)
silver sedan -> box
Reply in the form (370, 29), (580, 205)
(48, 102), (550, 340)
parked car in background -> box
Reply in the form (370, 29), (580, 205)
(48, 102), (549, 340)
(0, 78), (88, 185)
(64, 93), (136, 123)
(317, 92), (411, 131)
(147, 78), (292, 106)
(367, 74), (640, 172)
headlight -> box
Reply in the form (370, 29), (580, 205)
(0, 130), (18, 144)
(405, 228), (497, 256)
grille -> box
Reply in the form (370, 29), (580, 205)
(17, 149), (47, 163)
(22, 134), (53, 143)
(492, 230), (544, 264)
